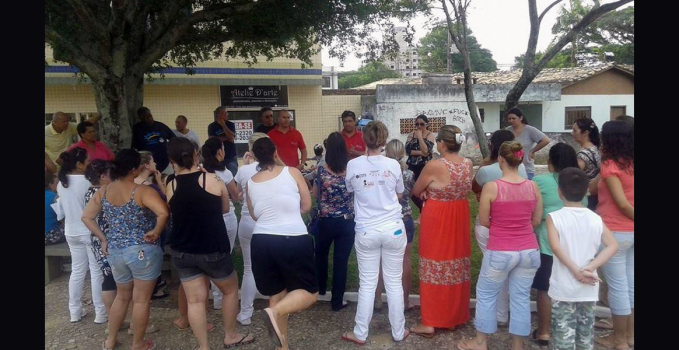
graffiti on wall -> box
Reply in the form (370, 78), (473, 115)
(415, 108), (469, 125)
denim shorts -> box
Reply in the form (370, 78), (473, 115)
(107, 244), (163, 284)
(170, 250), (235, 283)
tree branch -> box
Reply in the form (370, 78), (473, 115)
(65, 0), (110, 45)
(535, 0), (632, 71)
(539, 0), (564, 25)
(45, 25), (107, 80)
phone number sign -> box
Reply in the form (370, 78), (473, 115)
(234, 120), (253, 144)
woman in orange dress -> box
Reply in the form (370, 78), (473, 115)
(410, 125), (473, 336)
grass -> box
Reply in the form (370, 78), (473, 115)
(230, 193), (483, 297)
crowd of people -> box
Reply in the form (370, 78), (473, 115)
(45, 106), (634, 350)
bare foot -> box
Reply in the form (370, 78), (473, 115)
(595, 334), (630, 350)
(224, 332), (255, 347)
(457, 338), (487, 350)
(410, 323), (435, 336)
(627, 335), (634, 347)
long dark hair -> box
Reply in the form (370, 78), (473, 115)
(253, 137), (277, 171)
(201, 137), (226, 173)
(58, 147), (88, 188)
(168, 137), (196, 170)
(574, 118), (600, 147)
(507, 107), (529, 125)
(601, 120), (634, 173)
(489, 130), (516, 162)
(110, 149), (141, 181)
(325, 132), (348, 174)
(548, 143), (579, 173)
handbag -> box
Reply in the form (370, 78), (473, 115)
(307, 166), (322, 237)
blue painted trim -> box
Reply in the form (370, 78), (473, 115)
(45, 66), (321, 75)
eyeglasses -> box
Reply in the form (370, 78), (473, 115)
(415, 123), (426, 126)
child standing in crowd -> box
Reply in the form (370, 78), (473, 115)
(45, 172), (65, 245)
(547, 168), (618, 350)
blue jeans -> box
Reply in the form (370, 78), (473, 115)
(600, 232), (634, 316)
(475, 249), (540, 336)
(222, 157), (239, 177)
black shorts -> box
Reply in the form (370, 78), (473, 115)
(531, 253), (554, 292)
(403, 215), (415, 244)
(251, 234), (319, 296)
(170, 250), (235, 283)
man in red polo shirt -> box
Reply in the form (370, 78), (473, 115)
(267, 109), (307, 169)
(340, 110), (366, 159)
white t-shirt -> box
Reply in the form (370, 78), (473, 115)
(548, 207), (604, 302)
(345, 155), (404, 232)
(173, 129), (201, 147)
(215, 169), (236, 215)
(235, 162), (259, 218)
(248, 167), (307, 236)
(56, 174), (92, 236)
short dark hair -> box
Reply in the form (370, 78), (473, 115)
(507, 107), (529, 125)
(558, 167), (590, 202)
(548, 143), (579, 173)
(253, 137), (277, 170)
(76, 121), (94, 139)
(341, 110), (357, 121)
(137, 107), (151, 118)
(214, 106), (226, 120)
(415, 114), (429, 124)
(615, 115), (634, 128)
(111, 149), (141, 181)
(260, 107), (273, 116)
(176, 115), (188, 122)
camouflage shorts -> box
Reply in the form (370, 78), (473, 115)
(551, 300), (596, 350)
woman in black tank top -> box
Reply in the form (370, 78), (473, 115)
(166, 138), (254, 348)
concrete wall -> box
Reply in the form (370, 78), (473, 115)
(542, 95), (634, 132)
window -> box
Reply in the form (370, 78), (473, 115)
(412, 59), (417, 63)
(479, 108), (485, 123)
(413, 66), (417, 70)
(322, 76), (332, 88)
(391, 65), (395, 69)
(405, 73), (410, 76)
(406, 66), (410, 69)
(413, 51), (417, 55)
(565, 106), (591, 129)
(610, 106), (627, 120)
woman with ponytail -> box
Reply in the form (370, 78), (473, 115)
(459, 141), (543, 350)
(82, 149), (169, 350)
(56, 147), (107, 324)
(410, 125), (473, 337)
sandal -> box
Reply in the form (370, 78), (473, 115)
(150, 290), (169, 300)
(136, 339), (156, 350)
(594, 335), (630, 350)
(102, 340), (114, 350)
(457, 338), (481, 350)
(173, 321), (215, 332)
(595, 318), (614, 330)
(530, 329), (550, 346)
(261, 308), (283, 347)
(409, 325), (435, 338)
(341, 331), (366, 346)
(224, 332), (255, 348)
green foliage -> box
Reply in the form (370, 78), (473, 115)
(417, 25), (497, 73)
(338, 61), (401, 89)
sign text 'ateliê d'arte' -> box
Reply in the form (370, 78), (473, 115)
(220, 86), (289, 108)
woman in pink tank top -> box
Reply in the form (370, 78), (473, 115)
(458, 141), (543, 350)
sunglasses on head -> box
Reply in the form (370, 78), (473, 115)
(415, 122), (426, 126)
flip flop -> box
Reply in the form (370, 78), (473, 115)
(173, 321), (215, 332)
(150, 290), (170, 300)
(595, 318), (614, 330)
(143, 339), (157, 350)
(224, 332), (255, 348)
(261, 308), (283, 347)
(530, 329), (550, 346)
(456, 339), (479, 350)
(341, 331), (366, 346)
(409, 325), (435, 338)
(102, 340), (113, 350)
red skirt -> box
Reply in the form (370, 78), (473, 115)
(419, 198), (471, 328)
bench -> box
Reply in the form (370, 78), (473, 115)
(45, 242), (175, 286)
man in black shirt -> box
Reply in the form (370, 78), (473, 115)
(255, 107), (277, 134)
(132, 107), (175, 173)
(207, 106), (238, 176)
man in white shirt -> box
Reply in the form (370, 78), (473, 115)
(173, 115), (201, 146)
(45, 112), (101, 165)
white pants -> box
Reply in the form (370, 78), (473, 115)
(236, 215), (258, 322)
(475, 221), (509, 323)
(212, 212), (239, 303)
(353, 220), (407, 341)
(66, 235), (106, 318)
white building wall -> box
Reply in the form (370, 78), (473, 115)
(542, 95), (634, 132)
(477, 103), (502, 132)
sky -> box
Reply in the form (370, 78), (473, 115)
(322, 0), (633, 71)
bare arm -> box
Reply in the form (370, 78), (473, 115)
(218, 120), (235, 142)
(85, 113), (102, 125)
(605, 176), (634, 220)
(589, 174), (600, 196)
(417, 132), (429, 157)
(81, 189), (108, 253)
(577, 158), (587, 170)
(245, 183), (257, 221)
(45, 152), (57, 174)
(226, 180), (241, 204)
(290, 167), (312, 214)
(411, 161), (435, 198)
(530, 136), (550, 159)
(138, 187), (170, 242)
(299, 148), (308, 170)
(583, 223), (619, 272)
(478, 182), (497, 228)
(531, 181), (544, 227)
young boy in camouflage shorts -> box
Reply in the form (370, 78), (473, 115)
(546, 168), (619, 350)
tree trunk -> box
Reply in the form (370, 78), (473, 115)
(92, 73), (144, 153)
(460, 50), (490, 159)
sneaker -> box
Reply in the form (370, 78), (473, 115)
(70, 309), (87, 323)
(213, 299), (223, 310)
(128, 324), (159, 335)
(238, 318), (252, 326)
(94, 314), (108, 324)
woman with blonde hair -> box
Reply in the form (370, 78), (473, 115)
(410, 125), (473, 337)
(458, 141), (543, 350)
(342, 121), (409, 345)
